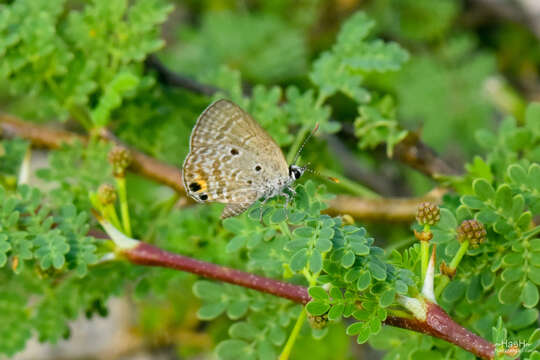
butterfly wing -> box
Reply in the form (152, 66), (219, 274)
(182, 99), (289, 216)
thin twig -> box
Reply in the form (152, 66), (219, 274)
(325, 188), (446, 222)
(0, 113), (187, 196)
(393, 132), (460, 178)
(144, 55), (220, 96)
(1, 113), (448, 220)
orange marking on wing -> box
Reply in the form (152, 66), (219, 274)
(194, 178), (208, 192)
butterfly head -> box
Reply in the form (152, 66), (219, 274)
(289, 164), (306, 181)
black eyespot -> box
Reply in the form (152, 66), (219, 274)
(247, 180), (253, 185)
(199, 194), (208, 201)
(255, 165), (262, 172)
(231, 148), (239, 155)
(189, 182), (201, 192)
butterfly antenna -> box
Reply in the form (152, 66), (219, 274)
(292, 123), (319, 165)
(304, 167), (340, 183)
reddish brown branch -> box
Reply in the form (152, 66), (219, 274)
(125, 242), (311, 303)
(120, 241), (494, 359)
(385, 302), (494, 359)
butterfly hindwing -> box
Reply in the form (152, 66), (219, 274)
(182, 100), (289, 214)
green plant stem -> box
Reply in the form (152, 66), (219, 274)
(281, 253), (324, 360)
(104, 203), (122, 230)
(421, 240), (429, 284)
(280, 222), (293, 239)
(449, 240), (469, 269)
(115, 176), (132, 237)
(279, 308), (307, 360)
(142, 193), (180, 242)
(435, 240), (469, 297)
(385, 236), (416, 254)
(524, 225), (540, 240)
(318, 168), (379, 198)
(420, 225), (431, 284)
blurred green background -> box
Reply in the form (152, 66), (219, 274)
(2, 0), (540, 359)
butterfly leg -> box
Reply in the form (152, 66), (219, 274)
(287, 186), (296, 197)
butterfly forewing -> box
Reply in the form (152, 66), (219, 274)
(182, 100), (289, 217)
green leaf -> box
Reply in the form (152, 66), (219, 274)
(229, 322), (257, 341)
(473, 179), (495, 201)
(341, 250), (355, 268)
(290, 248), (308, 272)
(507, 308), (539, 330)
(356, 326), (371, 344)
(193, 281), (222, 299)
(309, 248), (323, 273)
(268, 325), (286, 346)
(293, 226), (314, 238)
(501, 266), (523, 282)
(495, 184), (512, 215)
(0, 235), (11, 267)
(442, 280), (465, 302)
(308, 286), (329, 301)
(498, 281), (521, 304)
(271, 208), (286, 223)
(329, 286), (343, 300)
(328, 303), (344, 321)
(34, 231), (69, 270)
(465, 275), (482, 303)
(379, 288), (396, 307)
(306, 301), (330, 316)
(503, 252), (522, 266)
(90, 71), (140, 126)
(227, 300), (249, 320)
(198, 302), (227, 320)
(461, 195), (484, 209)
(346, 322), (365, 335)
(527, 266), (540, 285)
(350, 242), (370, 256)
(508, 164), (528, 184)
(316, 238), (333, 253)
(525, 102), (540, 136)
(216, 339), (253, 360)
(226, 235), (246, 253)
(368, 260), (387, 281)
(521, 281), (539, 308)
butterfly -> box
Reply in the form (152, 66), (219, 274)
(182, 99), (311, 219)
